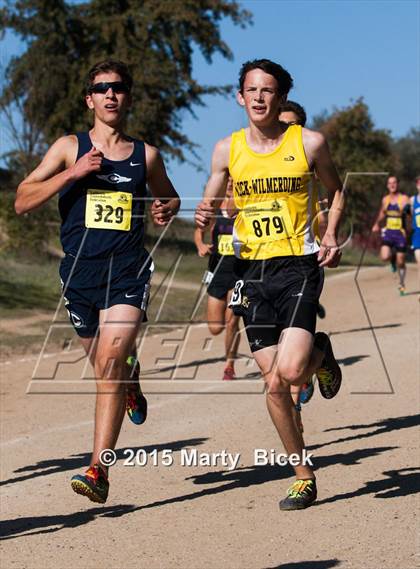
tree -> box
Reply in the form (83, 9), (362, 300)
(393, 128), (420, 194)
(0, 0), (252, 165)
(312, 99), (396, 235)
(0, 0), (251, 254)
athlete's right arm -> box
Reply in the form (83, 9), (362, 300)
(15, 136), (103, 215)
(195, 137), (230, 229)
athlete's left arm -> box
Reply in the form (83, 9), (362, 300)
(304, 129), (344, 268)
(402, 195), (412, 232)
(145, 144), (180, 226)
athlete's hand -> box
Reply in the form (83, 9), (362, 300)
(197, 243), (213, 257)
(371, 224), (380, 233)
(195, 200), (216, 228)
(70, 147), (103, 180)
(318, 234), (342, 268)
(151, 199), (175, 226)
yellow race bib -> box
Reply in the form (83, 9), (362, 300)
(415, 214), (420, 228)
(85, 189), (132, 231)
(218, 234), (234, 256)
(242, 199), (295, 245)
(386, 217), (402, 230)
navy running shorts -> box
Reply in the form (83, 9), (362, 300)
(59, 249), (153, 337)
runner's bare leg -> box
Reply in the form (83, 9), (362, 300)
(89, 304), (143, 468)
(224, 300), (240, 368)
(253, 328), (324, 479)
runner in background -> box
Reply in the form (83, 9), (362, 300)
(278, 102), (326, 428)
(194, 179), (242, 380)
(410, 175), (420, 297)
(279, 101), (327, 318)
(372, 175), (410, 295)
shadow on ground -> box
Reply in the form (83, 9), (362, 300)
(264, 560), (341, 569)
(330, 323), (402, 336)
(310, 413), (420, 451)
(0, 505), (137, 540)
(337, 354), (369, 366)
(4, 445), (417, 540)
(315, 467), (420, 505)
(2, 414), (419, 540)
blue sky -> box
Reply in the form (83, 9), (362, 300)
(1, 0), (419, 214)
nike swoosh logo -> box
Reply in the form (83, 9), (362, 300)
(130, 162), (141, 166)
(125, 293), (138, 298)
(291, 293), (303, 297)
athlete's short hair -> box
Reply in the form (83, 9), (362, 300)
(279, 101), (307, 126)
(238, 59), (293, 97)
(86, 60), (133, 93)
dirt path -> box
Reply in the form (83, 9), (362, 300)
(0, 266), (419, 569)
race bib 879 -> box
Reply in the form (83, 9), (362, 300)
(242, 199), (295, 244)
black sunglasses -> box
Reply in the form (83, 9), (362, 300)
(88, 81), (130, 94)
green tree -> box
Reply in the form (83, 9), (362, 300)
(0, 0), (251, 254)
(0, 0), (252, 164)
(393, 128), (420, 194)
(312, 99), (396, 234)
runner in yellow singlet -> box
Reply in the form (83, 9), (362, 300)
(196, 59), (345, 510)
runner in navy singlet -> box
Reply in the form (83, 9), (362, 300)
(372, 176), (410, 295)
(15, 60), (180, 503)
(194, 180), (244, 380)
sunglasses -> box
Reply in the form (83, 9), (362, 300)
(88, 81), (130, 94)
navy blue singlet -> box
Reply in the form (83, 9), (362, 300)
(59, 132), (147, 259)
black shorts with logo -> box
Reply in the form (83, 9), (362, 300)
(229, 254), (323, 352)
(59, 249), (153, 338)
(207, 255), (249, 300)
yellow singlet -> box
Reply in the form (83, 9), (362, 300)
(229, 125), (320, 260)
(383, 194), (405, 232)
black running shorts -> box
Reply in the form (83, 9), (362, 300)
(207, 255), (249, 300)
(230, 254), (323, 352)
(59, 249), (153, 338)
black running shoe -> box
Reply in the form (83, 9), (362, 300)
(314, 332), (342, 399)
(317, 303), (326, 319)
(279, 479), (317, 510)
